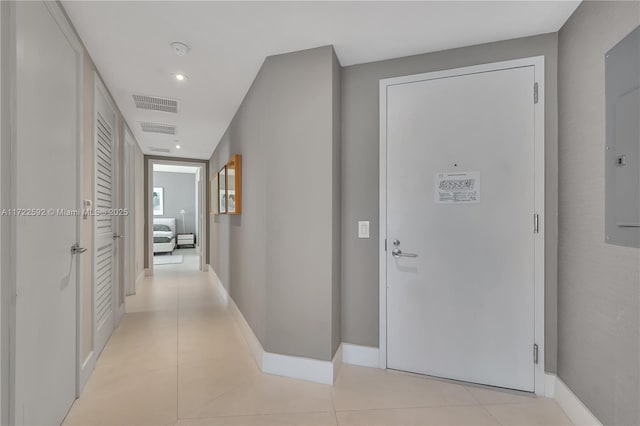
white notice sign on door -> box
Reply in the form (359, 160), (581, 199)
(435, 172), (480, 204)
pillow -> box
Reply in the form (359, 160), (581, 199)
(154, 224), (172, 232)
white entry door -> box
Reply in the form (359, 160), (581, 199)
(94, 82), (117, 356)
(13, 1), (81, 423)
(384, 62), (540, 392)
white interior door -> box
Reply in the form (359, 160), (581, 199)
(385, 65), (537, 391)
(14, 2), (81, 423)
(94, 83), (117, 356)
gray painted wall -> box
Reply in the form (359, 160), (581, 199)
(153, 171), (197, 235)
(331, 48), (342, 356)
(557, 2), (640, 424)
(341, 33), (560, 372)
(209, 45), (341, 361)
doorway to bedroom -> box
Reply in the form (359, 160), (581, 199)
(149, 160), (207, 274)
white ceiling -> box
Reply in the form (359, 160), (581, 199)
(62, 1), (580, 160)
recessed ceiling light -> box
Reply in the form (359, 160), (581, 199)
(169, 41), (190, 57)
(175, 144), (181, 149)
(174, 73), (187, 81)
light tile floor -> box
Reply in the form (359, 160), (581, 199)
(64, 268), (572, 426)
(153, 247), (202, 273)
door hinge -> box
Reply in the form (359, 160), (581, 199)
(533, 343), (539, 364)
(384, 239), (387, 251)
(534, 83), (539, 104)
(534, 213), (540, 234)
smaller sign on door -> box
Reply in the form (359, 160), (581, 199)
(435, 171), (480, 204)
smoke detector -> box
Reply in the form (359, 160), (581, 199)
(170, 41), (190, 57)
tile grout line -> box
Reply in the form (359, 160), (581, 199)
(329, 386), (340, 425)
(480, 404), (504, 426)
(179, 410), (336, 422)
(465, 384), (483, 406)
(189, 371), (259, 411)
(333, 401), (486, 413)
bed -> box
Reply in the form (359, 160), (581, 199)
(153, 218), (176, 254)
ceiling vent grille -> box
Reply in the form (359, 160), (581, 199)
(149, 147), (172, 153)
(140, 122), (176, 135)
(132, 94), (178, 113)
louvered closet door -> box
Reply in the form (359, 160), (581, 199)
(95, 84), (117, 356)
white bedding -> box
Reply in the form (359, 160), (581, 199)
(154, 239), (175, 254)
(153, 230), (174, 239)
(153, 218), (177, 254)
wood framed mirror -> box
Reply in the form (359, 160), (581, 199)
(219, 166), (227, 214)
(225, 155), (242, 214)
(209, 173), (219, 215)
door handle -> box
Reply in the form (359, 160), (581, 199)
(113, 234), (123, 239)
(392, 248), (418, 258)
(71, 243), (87, 255)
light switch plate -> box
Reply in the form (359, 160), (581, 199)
(358, 221), (370, 239)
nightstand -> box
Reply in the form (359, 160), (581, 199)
(177, 233), (195, 248)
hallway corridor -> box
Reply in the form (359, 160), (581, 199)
(63, 268), (572, 426)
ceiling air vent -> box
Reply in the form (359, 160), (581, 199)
(132, 94), (178, 114)
(149, 147), (171, 153)
(140, 122), (176, 135)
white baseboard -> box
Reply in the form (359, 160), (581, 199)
(263, 352), (335, 385)
(544, 372), (556, 397)
(206, 265), (338, 384)
(333, 343), (343, 379)
(78, 351), (95, 395)
(228, 294), (264, 369)
(207, 265), (223, 296)
(544, 374), (601, 426)
(126, 270), (145, 297)
(115, 302), (125, 325)
(342, 343), (381, 368)
(207, 265), (260, 367)
(133, 269), (145, 296)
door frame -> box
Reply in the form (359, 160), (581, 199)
(3, 0), (85, 421)
(378, 56), (546, 395)
(0, 2), (6, 419)
(124, 129), (136, 296)
(146, 158), (208, 275)
(93, 73), (121, 355)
